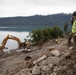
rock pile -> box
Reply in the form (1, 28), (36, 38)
(15, 46), (73, 75)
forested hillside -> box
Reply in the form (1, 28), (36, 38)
(0, 13), (72, 28)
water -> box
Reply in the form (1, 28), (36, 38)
(0, 25), (64, 31)
(0, 30), (29, 51)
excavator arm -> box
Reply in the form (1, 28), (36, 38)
(0, 35), (9, 50)
(0, 35), (29, 50)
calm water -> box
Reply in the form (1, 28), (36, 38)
(0, 30), (29, 51)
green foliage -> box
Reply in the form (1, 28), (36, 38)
(42, 28), (53, 41)
(51, 26), (63, 38)
(29, 29), (43, 45)
(64, 22), (70, 35)
(29, 26), (63, 45)
(64, 23), (68, 31)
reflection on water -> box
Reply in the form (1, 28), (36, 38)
(0, 31), (29, 51)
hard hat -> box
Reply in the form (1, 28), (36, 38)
(72, 11), (76, 16)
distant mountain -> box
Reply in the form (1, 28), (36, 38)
(0, 13), (72, 31)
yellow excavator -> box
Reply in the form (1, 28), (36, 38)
(0, 35), (30, 51)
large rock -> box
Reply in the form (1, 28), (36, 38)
(33, 55), (47, 65)
(69, 46), (73, 50)
(41, 65), (51, 72)
(51, 50), (60, 57)
(32, 65), (41, 75)
(49, 64), (53, 68)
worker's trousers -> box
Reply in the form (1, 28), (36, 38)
(68, 33), (76, 49)
(68, 33), (73, 44)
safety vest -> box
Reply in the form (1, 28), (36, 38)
(72, 20), (76, 33)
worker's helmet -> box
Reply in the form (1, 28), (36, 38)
(72, 11), (76, 16)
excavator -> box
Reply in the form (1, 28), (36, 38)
(0, 35), (30, 51)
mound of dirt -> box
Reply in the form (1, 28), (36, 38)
(56, 50), (76, 75)
(0, 38), (76, 75)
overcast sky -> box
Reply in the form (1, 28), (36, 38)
(0, 0), (76, 17)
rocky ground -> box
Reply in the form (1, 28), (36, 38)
(0, 38), (76, 75)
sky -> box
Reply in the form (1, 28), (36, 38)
(0, 0), (76, 17)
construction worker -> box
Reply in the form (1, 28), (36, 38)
(68, 11), (76, 46)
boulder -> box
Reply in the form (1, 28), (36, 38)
(48, 64), (53, 68)
(51, 50), (60, 57)
(32, 65), (41, 75)
(33, 55), (47, 65)
(41, 65), (51, 72)
(69, 46), (73, 50)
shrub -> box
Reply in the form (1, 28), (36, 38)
(51, 26), (63, 38)
(29, 26), (63, 45)
(29, 29), (43, 45)
(64, 22), (69, 35)
(42, 28), (53, 40)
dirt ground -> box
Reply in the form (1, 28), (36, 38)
(0, 38), (76, 75)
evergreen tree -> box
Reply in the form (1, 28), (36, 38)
(64, 22), (69, 35)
